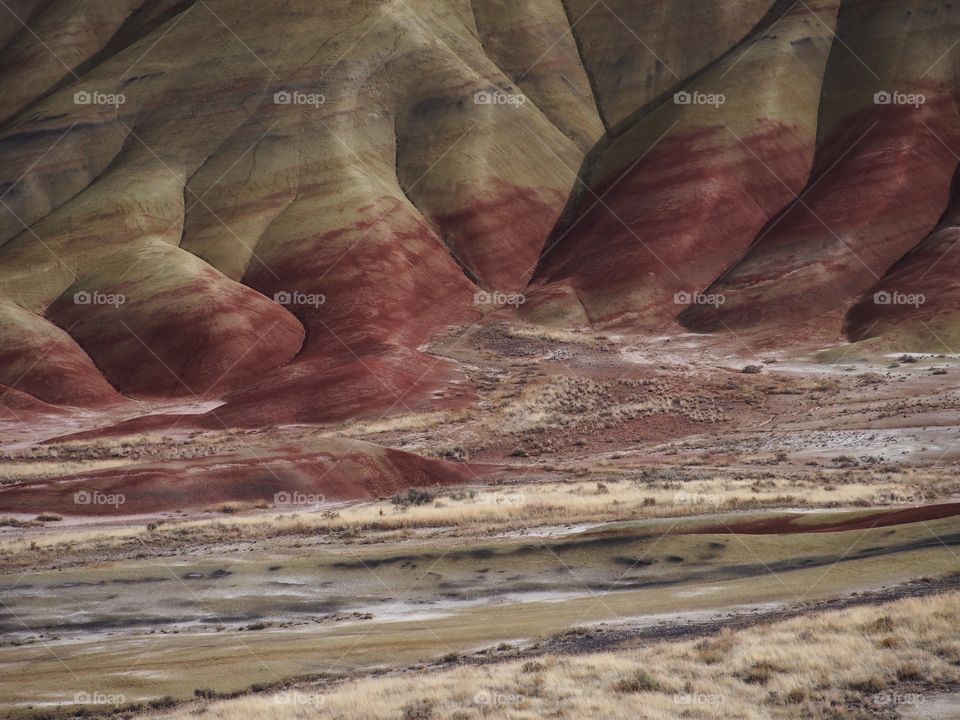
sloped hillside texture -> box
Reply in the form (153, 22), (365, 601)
(1, 0), (959, 424)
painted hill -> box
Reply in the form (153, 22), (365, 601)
(2, 0), (960, 426)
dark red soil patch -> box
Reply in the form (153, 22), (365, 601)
(433, 179), (566, 292)
(208, 344), (475, 428)
(683, 88), (960, 336)
(845, 161), (960, 346)
(231, 196), (481, 425)
(45, 265), (305, 399)
(0, 304), (126, 409)
(0, 385), (70, 417)
(531, 121), (813, 328)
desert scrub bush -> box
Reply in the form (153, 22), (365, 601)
(613, 668), (666, 693)
(696, 631), (737, 665)
(435, 445), (468, 462)
(741, 660), (788, 685)
(846, 676), (885, 693)
(391, 488), (437, 507)
(896, 662), (924, 681)
(401, 699), (435, 720)
(0, 517), (29, 527)
(211, 502), (245, 514)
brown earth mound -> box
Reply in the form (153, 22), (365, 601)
(0, 437), (486, 515)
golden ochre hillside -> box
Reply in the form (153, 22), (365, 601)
(0, 0), (959, 425)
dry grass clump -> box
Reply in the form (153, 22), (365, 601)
(333, 411), (468, 438)
(501, 324), (599, 345)
(154, 592), (960, 720)
(492, 376), (724, 436)
(0, 458), (129, 484)
(0, 472), (941, 569)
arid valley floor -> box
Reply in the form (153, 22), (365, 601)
(4, 322), (960, 719)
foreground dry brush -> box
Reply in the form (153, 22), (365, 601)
(155, 591), (960, 720)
